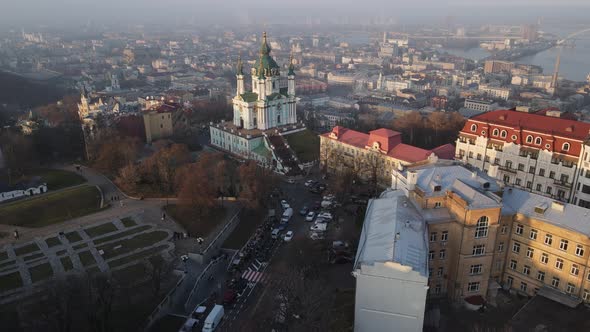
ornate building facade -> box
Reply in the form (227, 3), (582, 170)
(210, 32), (304, 174)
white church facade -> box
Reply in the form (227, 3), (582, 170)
(210, 32), (305, 174)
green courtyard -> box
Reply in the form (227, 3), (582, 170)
(0, 185), (102, 227)
(285, 129), (320, 163)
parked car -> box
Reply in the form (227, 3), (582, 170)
(314, 217), (327, 224)
(317, 212), (333, 220)
(310, 232), (325, 240)
(305, 211), (316, 222)
(299, 206), (309, 215)
(321, 200), (333, 208)
(304, 180), (315, 187)
(284, 231), (294, 242)
(203, 305), (224, 332)
(310, 223), (327, 232)
(271, 228), (281, 239)
(286, 178), (295, 184)
(280, 200), (290, 209)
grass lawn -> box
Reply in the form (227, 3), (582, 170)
(84, 222), (117, 238)
(0, 272), (23, 292)
(45, 236), (62, 248)
(24, 168), (86, 190)
(0, 260), (16, 271)
(73, 243), (87, 250)
(165, 205), (226, 238)
(0, 186), (102, 228)
(78, 251), (96, 267)
(29, 263), (53, 283)
(14, 243), (40, 256)
(94, 225), (151, 245)
(285, 129), (320, 163)
(65, 231), (83, 243)
(98, 231), (169, 260)
(108, 245), (168, 269)
(121, 217), (137, 227)
(60, 256), (73, 271)
(0, 251), (7, 261)
(112, 263), (148, 286)
(222, 208), (266, 250)
(23, 253), (45, 262)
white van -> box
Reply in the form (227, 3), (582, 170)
(271, 228), (281, 239)
(281, 208), (293, 222)
(202, 305), (224, 332)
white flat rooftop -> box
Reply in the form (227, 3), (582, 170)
(354, 190), (428, 277)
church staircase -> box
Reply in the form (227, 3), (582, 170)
(266, 134), (302, 176)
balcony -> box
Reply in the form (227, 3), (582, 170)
(553, 180), (573, 188)
(498, 166), (517, 174)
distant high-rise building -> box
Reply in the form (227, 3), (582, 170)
(484, 60), (515, 74)
(521, 24), (538, 42)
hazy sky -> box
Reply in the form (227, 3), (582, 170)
(2, 0), (590, 27)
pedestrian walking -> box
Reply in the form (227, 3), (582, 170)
(13, 230), (19, 240)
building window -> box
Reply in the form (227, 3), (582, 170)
(471, 124), (477, 132)
(530, 229), (538, 240)
(470, 264), (483, 275)
(441, 231), (448, 242)
(563, 142), (570, 151)
(545, 234), (553, 246)
(515, 224), (524, 235)
(476, 153), (482, 160)
(526, 181), (533, 189)
(434, 202), (442, 208)
(469, 151), (474, 158)
(501, 225), (507, 234)
(473, 245), (486, 256)
(529, 166), (536, 174)
(571, 264), (580, 276)
(492, 129), (499, 136)
(500, 130), (507, 138)
(552, 277), (560, 288)
(549, 171), (555, 179)
(513, 242), (521, 253)
(560, 239), (568, 251)
(468, 282), (480, 292)
(555, 258), (564, 270)
(537, 271), (545, 281)
(515, 178), (522, 186)
(506, 276), (514, 288)
(541, 253), (549, 264)
(428, 268), (433, 277)
(539, 168), (545, 177)
(526, 247), (534, 259)
(576, 244), (584, 257)
(518, 163), (525, 171)
(567, 283), (576, 294)
(520, 282), (528, 292)
(439, 249), (446, 260)
(435, 284), (441, 295)
(475, 216), (489, 238)
(430, 232), (437, 242)
(536, 184), (542, 192)
(510, 260), (517, 270)
(535, 137), (542, 145)
(584, 290), (590, 302)
(546, 186), (553, 195)
(526, 135), (533, 143)
(498, 242), (504, 252)
(429, 251), (435, 260)
(523, 265), (531, 275)
(437, 267), (444, 277)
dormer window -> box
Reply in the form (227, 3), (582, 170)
(471, 124), (477, 132)
(492, 129), (499, 136)
(526, 135), (533, 143)
(535, 137), (542, 145)
(563, 142), (570, 151)
(434, 185), (442, 192)
(500, 130), (507, 138)
(372, 141), (381, 150)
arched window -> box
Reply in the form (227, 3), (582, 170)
(492, 129), (499, 136)
(277, 114), (281, 124)
(471, 124), (477, 132)
(475, 216), (489, 238)
(535, 137), (542, 145)
(500, 130), (507, 138)
(563, 142), (570, 151)
(526, 135), (533, 143)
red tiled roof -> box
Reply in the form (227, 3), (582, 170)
(387, 144), (431, 162)
(430, 144), (456, 160)
(467, 109), (590, 140)
(369, 128), (401, 138)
